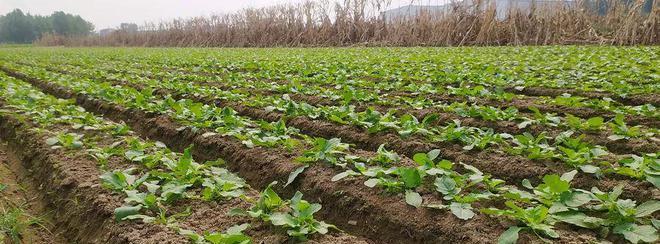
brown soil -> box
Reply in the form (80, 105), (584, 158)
(390, 92), (659, 128)
(0, 143), (67, 244)
(1, 66), (634, 243)
(282, 90), (659, 155)
(504, 86), (660, 107)
(1, 66), (517, 243)
(27, 59), (660, 128)
(155, 68), (660, 128)
(16, 64), (658, 202)
(0, 112), (186, 243)
(28, 62), (660, 156)
(136, 79), (659, 203)
(10, 64), (659, 202)
(0, 102), (369, 243)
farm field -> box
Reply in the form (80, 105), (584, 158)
(0, 46), (658, 243)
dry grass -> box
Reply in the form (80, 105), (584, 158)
(37, 0), (658, 47)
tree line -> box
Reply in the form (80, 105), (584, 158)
(0, 9), (94, 44)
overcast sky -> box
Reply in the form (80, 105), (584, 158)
(0, 0), (444, 30)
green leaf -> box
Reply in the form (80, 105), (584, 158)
(114, 205), (142, 221)
(554, 211), (604, 229)
(498, 226), (522, 244)
(124, 150), (144, 160)
(285, 165), (308, 187)
(561, 191), (592, 208)
(398, 168), (421, 189)
(579, 165), (600, 174)
(45, 137), (59, 145)
(613, 223), (658, 244)
(435, 176), (457, 196)
(121, 214), (155, 223)
(331, 170), (354, 182)
(405, 190), (422, 208)
(100, 170), (128, 191)
(635, 200), (660, 217)
(542, 174), (570, 194)
(427, 149), (441, 161)
(450, 202), (474, 220)
(437, 159), (453, 170)
(586, 117), (604, 129)
(270, 212), (296, 226)
(413, 153), (432, 166)
(364, 178), (379, 188)
(560, 170), (577, 182)
(226, 223), (250, 235)
(646, 175), (660, 189)
(608, 134), (626, 141)
(260, 182), (283, 210)
(228, 208), (249, 216)
(521, 179), (533, 189)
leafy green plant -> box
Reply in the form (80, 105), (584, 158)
(296, 138), (350, 166)
(100, 168), (149, 192)
(370, 144), (401, 166)
(200, 167), (247, 201)
(565, 114), (604, 131)
(45, 132), (84, 149)
(554, 131), (608, 169)
(506, 132), (556, 160)
(483, 202), (559, 242)
(231, 182), (336, 240)
(608, 114), (643, 141)
(87, 142), (123, 168)
(526, 107), (560, 127)
(0, 206), (47, 243)
(396, 113), (438, 137)
(180, 224), (251, 244)
(588, 185), (659, 243)
(607, 154), (659, 188)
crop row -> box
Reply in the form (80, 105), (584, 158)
(23, 59), (659, 154)
(0, 72), (368, 243)
(0, 64), (658, 243)
(6, 54), (659, 126)
(3, 62), (658, 196)
(10, 46), (658, 98)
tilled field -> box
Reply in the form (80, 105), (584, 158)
(0, 46), (658, 243)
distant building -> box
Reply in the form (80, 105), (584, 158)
(469, 0), (576, 19)
(99, 28), (115, 37)
(119, 23), (138, 33)
(382, 0), (653, 21)
(585, 0), (655, 15)
(381, 5), (450, 22)
(381, 0), (577, 21)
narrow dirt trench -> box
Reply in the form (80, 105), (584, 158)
(0, 142), (67, 244)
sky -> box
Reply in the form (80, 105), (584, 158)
(0, 0), (446, 30)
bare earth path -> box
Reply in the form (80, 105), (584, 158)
(0, 142), (66, 243)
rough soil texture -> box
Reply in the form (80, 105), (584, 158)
(504, 86), (660, 107)
(135, 79), (659, 203)
(43, 60), (660, 108)
(0, 112), (186, 244)
(390, 92), (659, 128)
(9, 64), (656, 202)
(32, 62), (660, 156)
(271, 89), (659, 156)
(0, 80), (371, 243)
(0, 143), (67, 244)
(0, 64), (612, 244)
(156, 68), (660, 128)
(51, 63), (660, 155)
